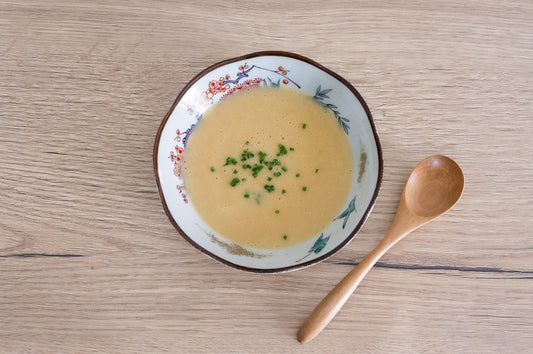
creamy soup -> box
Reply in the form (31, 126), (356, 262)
(183, 86), (353, 249)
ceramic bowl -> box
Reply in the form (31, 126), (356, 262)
(154, 51), (383, 272)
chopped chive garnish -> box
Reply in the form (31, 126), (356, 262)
(283, 235), (288, 240)
(258, 151), (267, 163)
(264, 185), (275, 193)
(263, 158), (280, 169)
(214, 142), (304, 201)
(275, 210), (280, 214)
(241, 149), (254, 161)
(276, 144), (288, 156)
(224, 157), (237, 166)
(252, 164), (263, 177)
(302, 123), (307, 129)
(315, 168), (319, 173)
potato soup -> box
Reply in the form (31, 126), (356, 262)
(183, 86), (353, 249)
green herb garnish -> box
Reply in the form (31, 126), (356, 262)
(315, 168), (319, 173)
(258, 151), (267, 163)
(252, 164), (264, 178)
(241, 149), (254, 161)
(283, 235), (288, 240)
(264, 185), (275, 193)
(216, 141), (304, 201)
(277, 144), (288, 156)
(230, 178), (240, 187)
(224, 157), (237, 166)
(264, 158), (280, 168)
(302, 123), (307, 129)
(275, 210), (280, 214)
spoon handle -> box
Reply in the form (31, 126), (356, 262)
(298, 194), (426, 343)
(298, 155), (464, 343)
(297, 239), (392, 343)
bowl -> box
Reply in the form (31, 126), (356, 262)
(153, 51), (383, 272)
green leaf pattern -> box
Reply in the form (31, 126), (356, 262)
(296, 197), (357, 263)
(312, 85), (350, 134)
(296, 233), (331, 262)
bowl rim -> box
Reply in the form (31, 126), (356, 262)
(153, 51), (383, 273)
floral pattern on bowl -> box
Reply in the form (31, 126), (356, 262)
(154, 51), (383, 273)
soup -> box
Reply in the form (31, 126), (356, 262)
(183, 86), (353, 249)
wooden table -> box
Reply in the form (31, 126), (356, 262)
(2, 1), (532, 352)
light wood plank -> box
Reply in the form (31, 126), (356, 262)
(1, 0), (532, 352)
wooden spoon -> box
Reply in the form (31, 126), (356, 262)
(298, 155), (464, 343)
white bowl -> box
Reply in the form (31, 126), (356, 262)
(154, 51), (383, 272)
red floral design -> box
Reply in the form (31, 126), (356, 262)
(170, 129), (188, 203)
(176, 184), (188, 204)
(203, 76), (231, 104)
(221, 77), (263, 98)
(170, 62), (298, 204)
(199, 62), (294, 106)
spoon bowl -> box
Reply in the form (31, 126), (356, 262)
(298, 155), (464, 343)
(405, 155), (464, 217)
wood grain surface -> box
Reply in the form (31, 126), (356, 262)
(1, 1), (532, 352)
